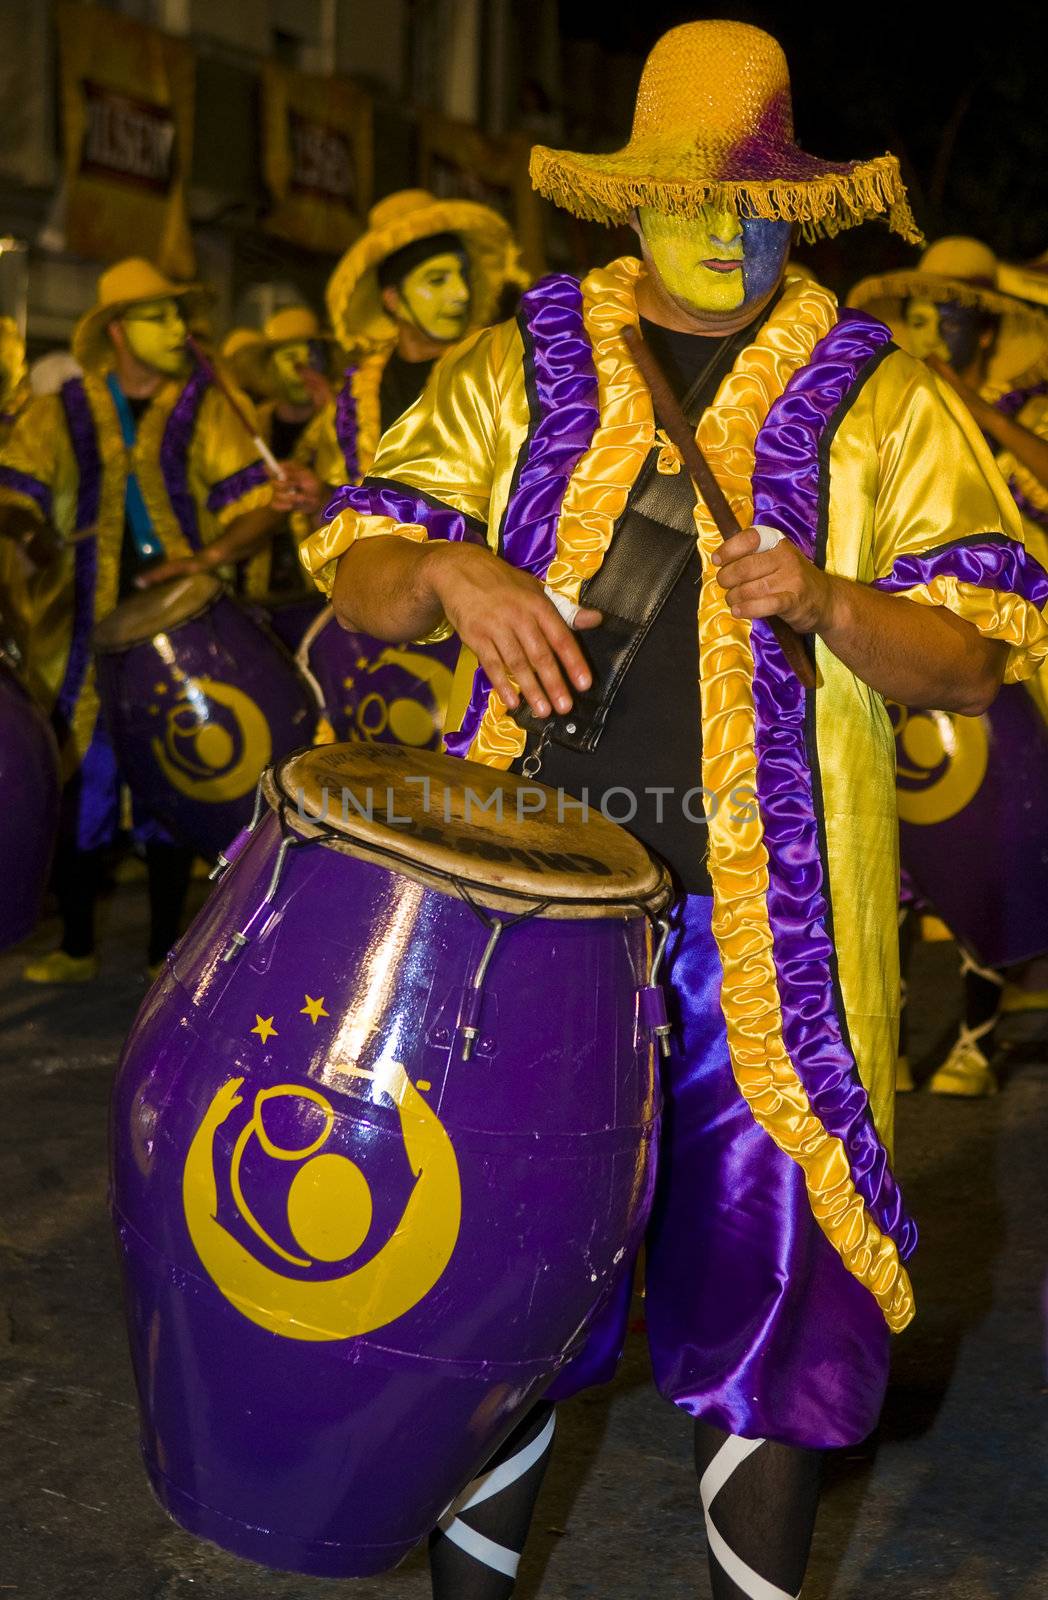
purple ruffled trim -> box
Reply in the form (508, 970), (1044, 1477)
(160, 366), (210, 550)
(446, 274), (601, 760)
(335, 367), (359, 482)
(323, 478), (487, 544)
(1008, 479), (1048, 530)
(873, 535), (1048, 607)
(206, 459), (270, 514)
(751, 313), (918, 1264)
(60, 377), (101, 530)
(993, 378), (1048, 419)
(0, 465), (51, 519)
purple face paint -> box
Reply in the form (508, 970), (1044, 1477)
(741, 217), (792, 305)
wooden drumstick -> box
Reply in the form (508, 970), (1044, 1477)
(621, 323), (817, 691)
(185, 333), (287, 481)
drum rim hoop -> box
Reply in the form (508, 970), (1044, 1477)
(92, 574), (224, 653)
(264, 762), (674, 920)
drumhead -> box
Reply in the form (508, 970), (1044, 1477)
(93, 575), (222, 653)
(268, 742), (672, 919)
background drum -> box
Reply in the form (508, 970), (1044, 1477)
(891, 683), (1048, 967)
(93, 576), (317, 859)
(0, 653), (60, 951)
(298, 604), (458, 750)
(111, 742), (670, 1577)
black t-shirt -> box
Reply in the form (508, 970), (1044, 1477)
(379, 349), (436, 434)
(518, 313), (762, 896)
(270, 410), (307, 462)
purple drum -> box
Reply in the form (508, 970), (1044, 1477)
(0, 656), (60, 951)
(93, 576), (318, 859)
(891, 682), (1048, 966)
(298, 605), (458, 750)
(111, 743), (669, 1577)
(260, 591), (325, 655)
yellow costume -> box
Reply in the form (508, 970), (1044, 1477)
(0, 260), (271, 784)
(308, 189), (527, 492)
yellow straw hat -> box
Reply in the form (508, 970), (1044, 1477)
(72, 257), (211, 372)
(848, 237), (1048, 387)
(530, 20), (920, 244)
(223, 307), (340, 397)
(997, 250), (1048, 310)
(326, 188), (528, 354)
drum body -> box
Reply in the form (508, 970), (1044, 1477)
(892, 683), (1048, 966)
(260, 591), (325, 655)
(94, 577), (317, 858)
(0, 659), (60, 950)
(112, 748), (663, 1577)
(301, 606), (457, 750)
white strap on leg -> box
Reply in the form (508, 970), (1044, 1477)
(699, 1435), (800, 1600)
(437, 1410), (556, 1579)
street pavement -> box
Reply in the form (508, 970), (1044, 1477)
(1, 879), (1045, 1599)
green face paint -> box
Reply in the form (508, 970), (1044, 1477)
(395, 252), (471, 343)
(119, 297), (188, 376)
(271, 339), (312, 405)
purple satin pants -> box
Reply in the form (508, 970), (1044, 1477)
(549, 894), (891, 1450)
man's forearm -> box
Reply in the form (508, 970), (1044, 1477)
(331, 537), (447, 640)
(203, 506), (281, 569)
(818, 578), (1007, 715)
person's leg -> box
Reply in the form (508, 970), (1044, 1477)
(429, 1402), (556, 1599)
(694, 1420), (821, 1599)
(929, 948), (1003, 1096)
(144, 839), (195, 966)
(56, 842), (105, 956)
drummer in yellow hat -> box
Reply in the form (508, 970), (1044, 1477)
(223, 306), (341, 601)
(302, 21), (1048, 1596)
(276, 189), (526, 522)
(0, 256), (282, 983)
(851, 242), (1048, 1095)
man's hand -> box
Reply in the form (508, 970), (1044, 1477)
(426, 543), (602, 718)
(713, 527), (836, 633)
(270, 464), (325, 518)
(135, 552), (212, 588)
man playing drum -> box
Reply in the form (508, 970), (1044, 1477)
(0, 258), (281, 982)
(303, 22), (1048, 1600)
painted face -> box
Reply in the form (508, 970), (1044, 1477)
(394, 252), (471, 343)
(904, 297), (990, 373)
(119, 297), (188, 376)
(271, 339), (312, 405)
(638, 205), (791, 315)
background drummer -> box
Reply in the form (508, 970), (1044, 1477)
(270, 188), (528, 523)
(0, 256), (281, 984)
(850, 239), (1048, 1095)
(222, 307), (339, 604)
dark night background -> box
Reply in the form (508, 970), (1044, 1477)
(554, 1), (1046, 293)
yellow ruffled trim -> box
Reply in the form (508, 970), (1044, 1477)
(467, 257), (655, 768)
(689, 282), (913, 1332)
(351, 347), (389, 481)
(529, 146), (922, 245)
(892, 576), (1048, 686)
(471, 258), (914, 1329)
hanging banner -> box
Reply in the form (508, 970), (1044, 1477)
(57, 2), (196, 278)
(418, 114), (545, 277)
(261, 63), (373, 255)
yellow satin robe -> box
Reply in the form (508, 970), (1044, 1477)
(302, 260), (1048, 1330)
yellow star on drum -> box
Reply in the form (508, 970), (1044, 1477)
(300, 995), (329, 1025)
(251, 1015), (278, 1043)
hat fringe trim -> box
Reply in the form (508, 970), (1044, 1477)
(529, 148), (922, 244)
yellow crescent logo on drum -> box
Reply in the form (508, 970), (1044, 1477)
(151, 677), (271, 802)
(354, 647), (453, 748)
(182, 1062), (461, 1341)
(891, 703), (989, 825)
